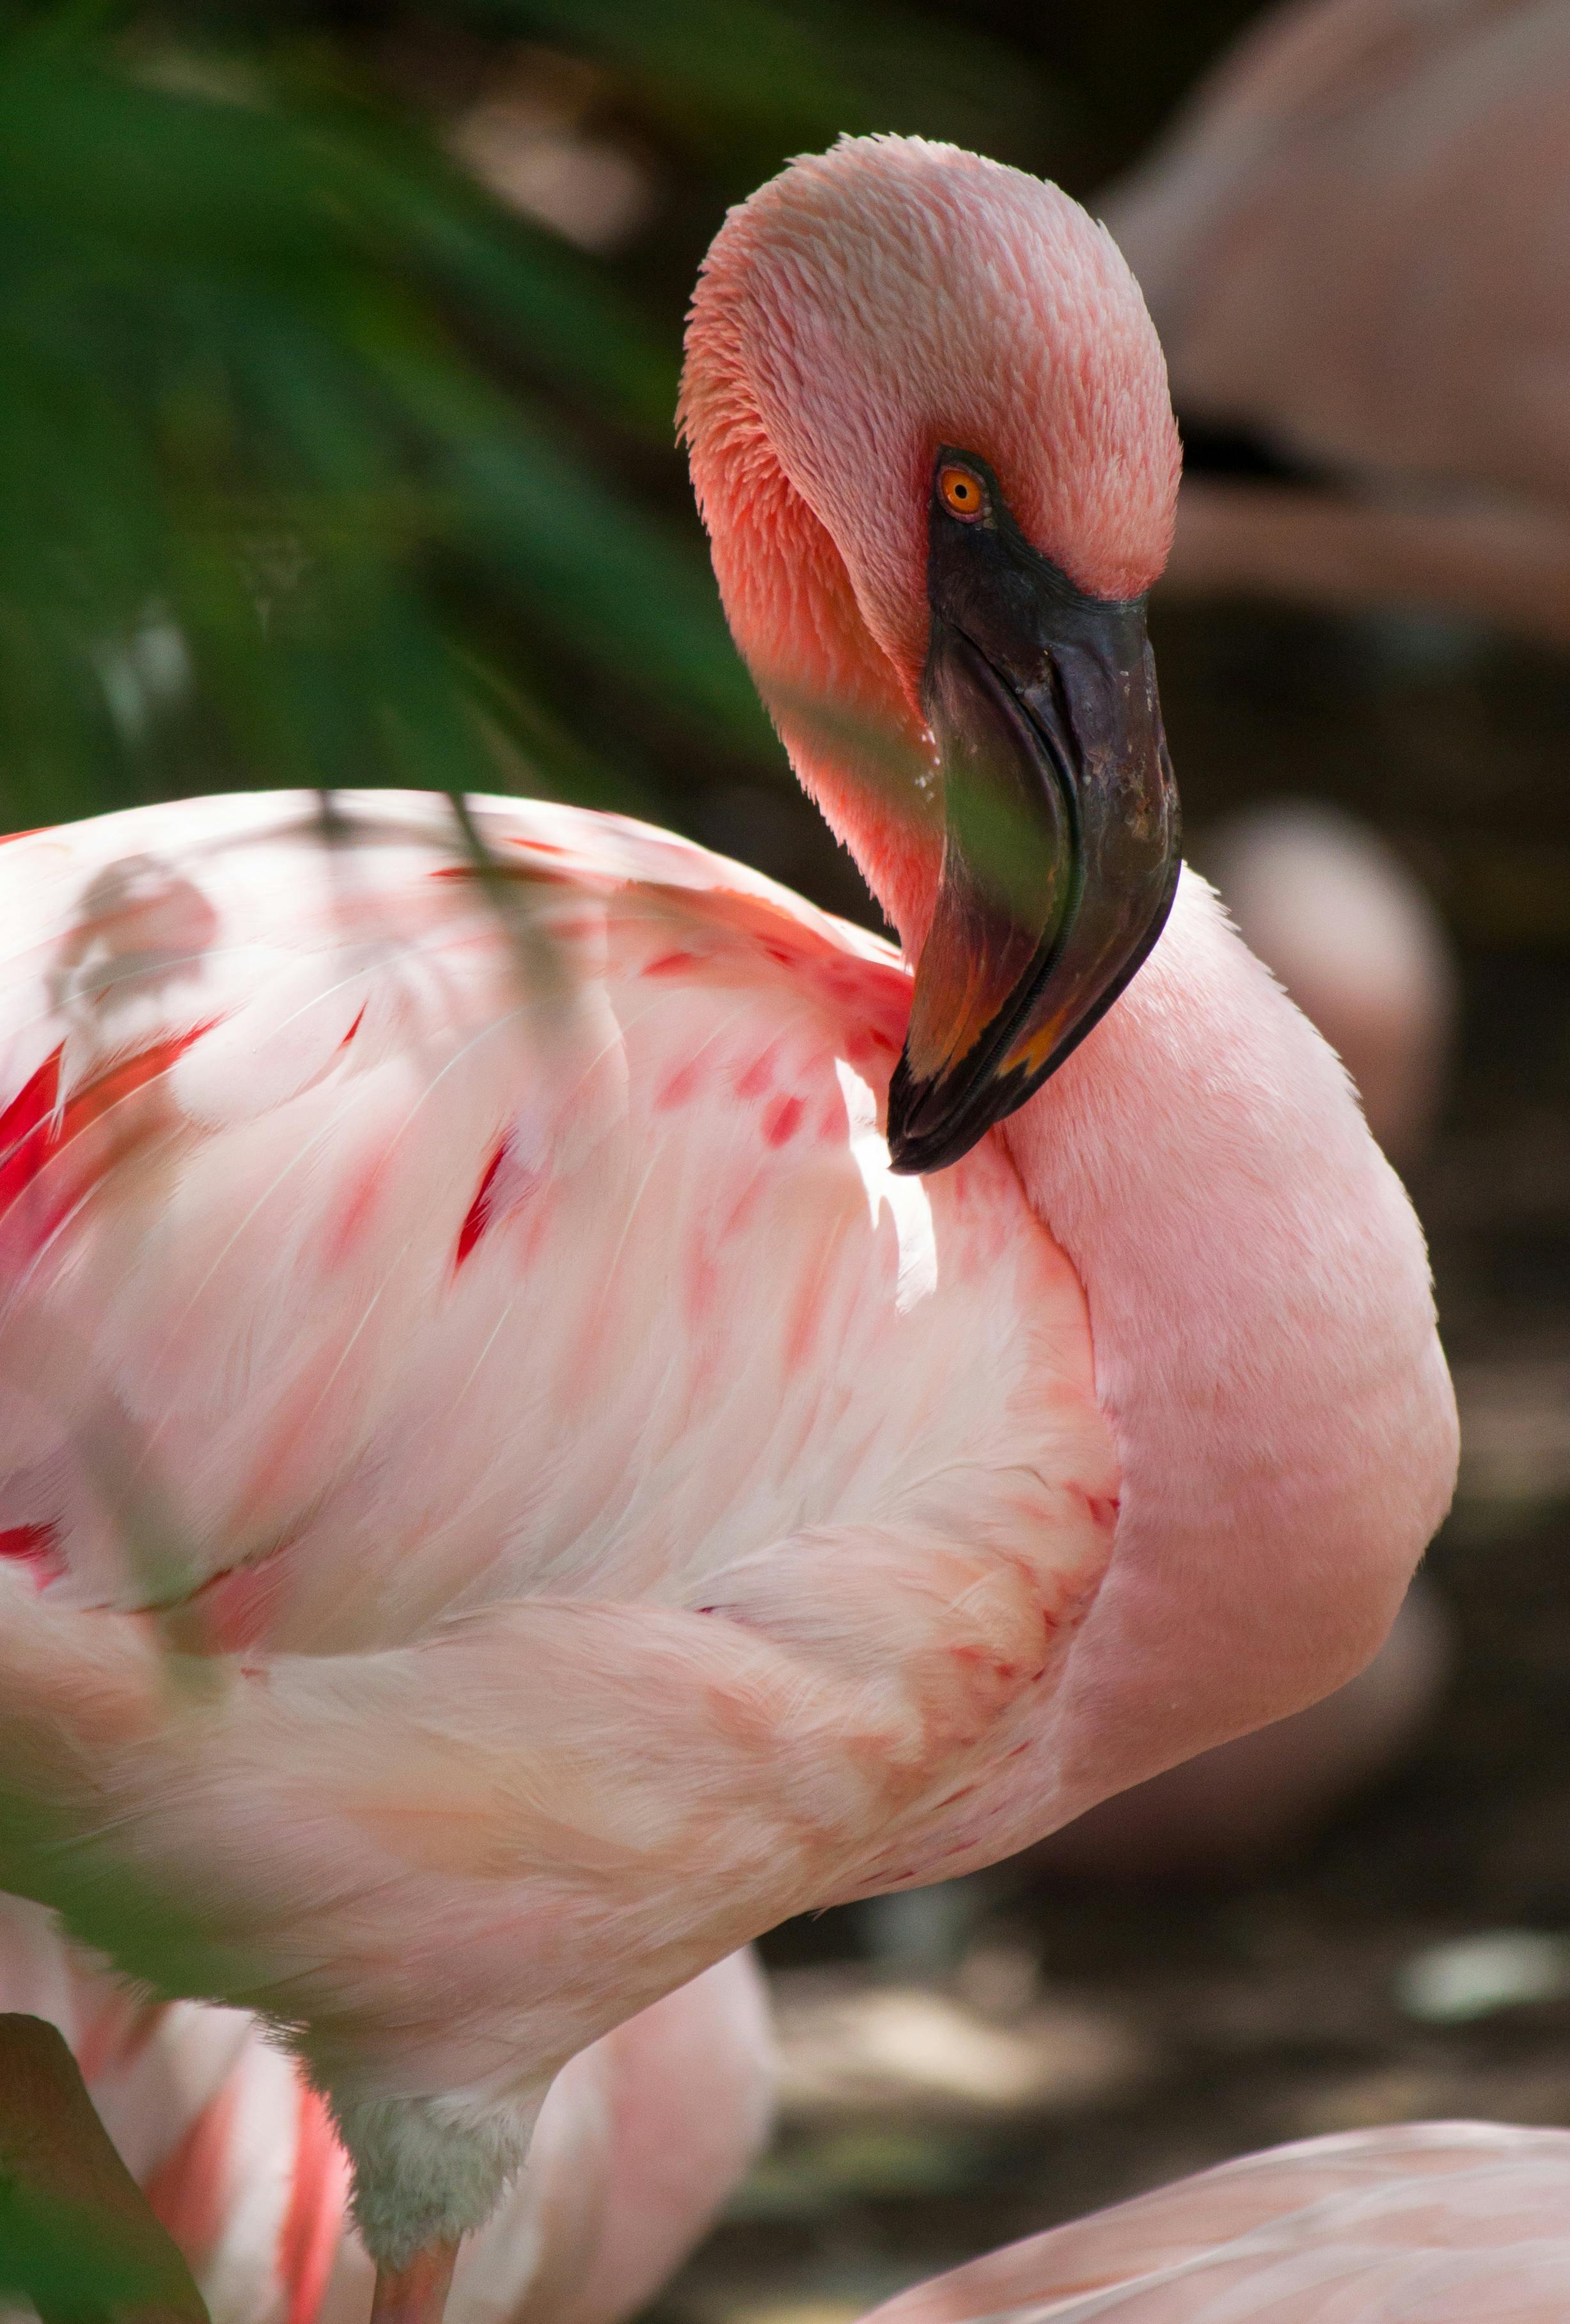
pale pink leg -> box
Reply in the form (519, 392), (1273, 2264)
(368, 2240), (460, 2324)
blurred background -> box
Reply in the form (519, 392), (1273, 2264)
(8, 0), (1570, 2318)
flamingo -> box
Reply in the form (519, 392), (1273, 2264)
(0, 135), (1457, 2324)
(866, 2121), (1570, 2321)
(1099, 0), (1570, 641)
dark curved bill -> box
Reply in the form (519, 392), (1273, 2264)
(886, 464), (1180, 1176)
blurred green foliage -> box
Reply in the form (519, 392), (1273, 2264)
(0, 3), (757, 829)
(0, 2177), (205, 2323)
(0, 0), (1266, 848)
(0, 0), (1070, 840)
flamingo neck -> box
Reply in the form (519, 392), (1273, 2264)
(725, 482), (943, 946)
(1000, 870), (1457, 1812)
(685, 355), (942, 953)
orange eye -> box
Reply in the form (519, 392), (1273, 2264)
(938, 464), (985, 520)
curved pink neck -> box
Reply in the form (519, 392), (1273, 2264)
(688, 381), (941, 954)
(998, 873), (1456, 1819)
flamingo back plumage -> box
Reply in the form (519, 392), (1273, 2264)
(870, 2121), (1570, 2321)
(0, 789), (1110, 1662)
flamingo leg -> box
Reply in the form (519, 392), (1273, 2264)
(370, 2240), (460, 2324)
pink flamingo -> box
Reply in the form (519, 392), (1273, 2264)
(1101, 0), (1570, 641)
(0, 136), (1456, 2324)
(868, 2121), (1570, 2321)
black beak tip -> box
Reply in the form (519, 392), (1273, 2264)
(884, 1054), (928, 1176)
(886, 1128), (925, 1177)
(884, 1053), (975, 1177)
(888, 1135), (945, 1177)
(887, 1040), (1056, 1177)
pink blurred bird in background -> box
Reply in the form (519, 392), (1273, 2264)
(0, 136), (1456, 2324)
(1203, 804), (1456, 1172)
(1100, 0), (1570, 643)
(868, 2120), (1570, 2321)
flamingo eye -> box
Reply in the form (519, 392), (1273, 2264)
(938, 464), (987, 521)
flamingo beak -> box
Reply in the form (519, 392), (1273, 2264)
(886, 471), (1181, 1175)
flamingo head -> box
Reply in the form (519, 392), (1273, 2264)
(681, 135), (1182, 1172)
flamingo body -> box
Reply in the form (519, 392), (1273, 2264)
(870, 2122), (1570, 2321)
(0, 784), (1119, 2250)
(1104, 0), (1570, 501)
(1102, 0), (1570, 636)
